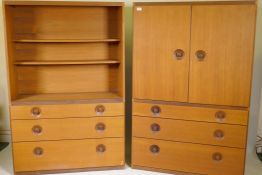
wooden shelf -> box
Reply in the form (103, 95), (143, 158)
(12, 92), (122, 105)
(13, 39), (120, 43)
(14, 60), (120, 66)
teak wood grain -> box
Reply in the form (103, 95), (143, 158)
(14, 60), (120, 66)
(12, 6), (121, 40)
(133, 5), (191, 102)
(189, 4), (256, 107)
(133, 102), (248, 125)
(132, 138), (245, 175)
(13, 138), (124, 172)
(16, 65), (119, 94)
(14, 42), (120, 61)
(12, 116), (124, 142)
(4, 0), (124, 6)
(12, 92), (122, 105)
(5, 3), (125, 102)
(4, 1), (125, 173)
(132, 2), (256, 175)
(11, 103), (124, 119)
(133, 116), (247, 148)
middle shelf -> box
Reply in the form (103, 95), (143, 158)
(13, 39), (121, 43)
(14, 60), (120, 66)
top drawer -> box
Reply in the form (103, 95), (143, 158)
(133, 102), (248, 125)
(11, 103), (124, 119)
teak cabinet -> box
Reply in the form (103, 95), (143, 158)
(3, 0), (125, 174)
(132, 1), (256, 175)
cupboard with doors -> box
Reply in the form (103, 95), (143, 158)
(3, 0), (125, 174)
(132, 1), (257, 175)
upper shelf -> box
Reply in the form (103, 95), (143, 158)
(13, 39), (121, 43)
(4, 1), (124, 6)
(14, 60), (120, 66)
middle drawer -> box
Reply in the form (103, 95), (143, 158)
(133, 116), (247, 148)
(12, 116), (124, 142)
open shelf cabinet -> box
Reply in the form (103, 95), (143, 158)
(4, 2), (125, 104)
(4, 1), (125, 173)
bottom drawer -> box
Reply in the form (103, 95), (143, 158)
(132, 138), (245, 175)
(13, 138), (124, 172)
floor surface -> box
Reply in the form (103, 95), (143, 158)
(1, 145), (262, 175)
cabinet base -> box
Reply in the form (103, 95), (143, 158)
(16, 165), (125, 175)
(131, 165), (203, 175)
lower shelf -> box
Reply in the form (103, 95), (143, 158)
(12, 92), (122, 105)
(13, 138), (124, 172)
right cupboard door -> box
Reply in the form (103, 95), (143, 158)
(189, 5), (256, 107)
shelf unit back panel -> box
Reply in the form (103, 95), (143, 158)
(14, 42), (120, 61)
(5, 3), (124, 101)
(16, 65), (118, 94)
(12, 6), (121, 40)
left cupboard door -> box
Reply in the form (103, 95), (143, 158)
(133, 5), (191, 102)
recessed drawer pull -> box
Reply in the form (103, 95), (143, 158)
(33, 147), (44, 156)
(150, 145), (160, 154)
(32, 125), (42, 135)
(215, 111), (226, 122)
(174, 49), (184, 60)
(95, 123), (106, 132)
(195, 50), (206, 61)
(151, 123), (160, 132)
(151, 106), (161, 116)
(214, 129), (224, 139)
(95, 105), (105, 115)
(31, 107), (41, 117)
(212, 152), (223, 162)
(96, 144), (106, 153)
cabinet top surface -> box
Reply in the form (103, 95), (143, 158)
(4, 0), (124, 6)
(134, 0), (256, 4)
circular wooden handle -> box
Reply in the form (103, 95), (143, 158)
(150, 145), (160, 154)
(214, 129), (224, 139)
(151, 123), (160, 132)
(31, 107), (41, 117)
(95, 105), (105, 114)
(33, 147), (44, 156)
(32, 125), (42, 135)
(212, 152), (223, 161)
(151, 106), (161, 115)
(195, 50), (206, 60)
(215, 111), (226, 121)
(96, 144), (106, 153)
(95, 123), (106, 132)
(174, 49), (184, 60)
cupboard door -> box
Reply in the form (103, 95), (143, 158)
(133, 5), (191, 102)
(189, 5), (256, 107)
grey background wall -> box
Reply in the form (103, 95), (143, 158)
(0, 0), (261, 155)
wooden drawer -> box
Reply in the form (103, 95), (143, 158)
(133, 102), (248, 125)
(132, 138), (245, 175)
(133, 116), (247, 148)
(13, 138), (124, 172)
(12, 116), (124, 142)
(11, 103), (124, 119)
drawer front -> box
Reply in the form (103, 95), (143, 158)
(13, 138), (124, 172)
(12, 117), (124, 142)
(133, 116), (247, 148)
(11, 103), (124, 119)
(132, 138), (245, 175)
(133, 102), (248, 125)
